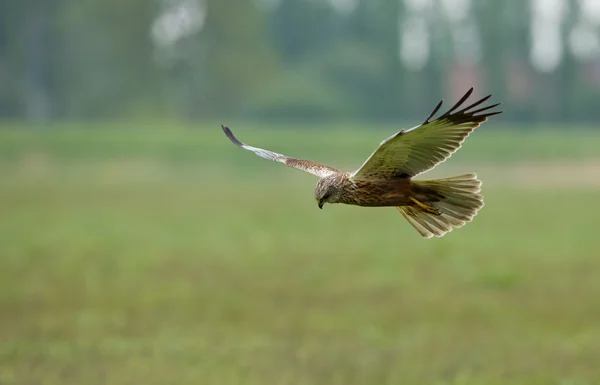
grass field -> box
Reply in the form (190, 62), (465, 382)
(1, 123), (600, 384)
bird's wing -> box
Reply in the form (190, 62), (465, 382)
(222, 125), (340, 178)
(350, 88), (502, 180)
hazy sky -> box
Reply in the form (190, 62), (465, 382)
(151, 0), (600, 72)
(400, 0), (600, 72)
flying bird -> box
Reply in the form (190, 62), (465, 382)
(221, 88), (502, 238)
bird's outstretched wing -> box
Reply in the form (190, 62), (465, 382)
(222, 125), (340, 178)
(350, 88), (502, 180)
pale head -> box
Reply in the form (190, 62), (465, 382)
(314, 174), (344, 209)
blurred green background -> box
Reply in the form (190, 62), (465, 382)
(2, 1), (600, 384)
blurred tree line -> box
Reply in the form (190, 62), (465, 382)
(1, 0), (600, 124)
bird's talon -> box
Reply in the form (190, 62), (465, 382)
(409, 197), (441, 215)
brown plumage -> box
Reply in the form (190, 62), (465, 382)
(222, 88), (502, 238)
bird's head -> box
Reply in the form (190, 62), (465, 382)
(314, 176), (342, 209)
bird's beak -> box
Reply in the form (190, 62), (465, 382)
(318, 200), (324, 209)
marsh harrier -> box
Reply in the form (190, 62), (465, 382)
(222, 88), (502, 238)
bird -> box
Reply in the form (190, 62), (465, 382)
(221, 87), (502, 238)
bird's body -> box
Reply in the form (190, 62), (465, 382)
(222, 88), (502, 238)
(317, 173), (427, 207)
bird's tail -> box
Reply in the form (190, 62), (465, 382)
(397, 173), (484, 238)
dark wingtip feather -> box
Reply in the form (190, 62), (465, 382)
(460, 94), (492, 113)
(469, 102), (501, 116)
(221, 124), (245, 148)
(442, 87), (475, 117)
(422, 88), (503, 125)
(483, 110), (503, 118)
(422, 99), (444, 125)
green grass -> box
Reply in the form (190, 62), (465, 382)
(1, 123), (600, 384)
(1, 121), (600, 166)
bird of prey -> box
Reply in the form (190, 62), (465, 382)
(221, 88), (502, 238)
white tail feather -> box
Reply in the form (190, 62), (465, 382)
(398, 173), (484, 238)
